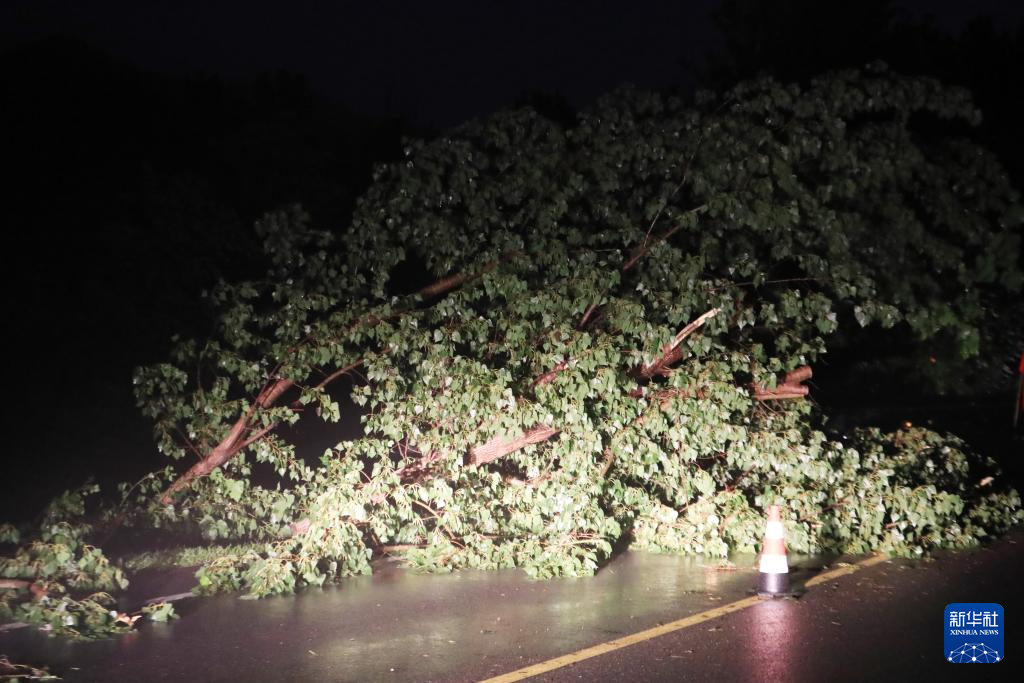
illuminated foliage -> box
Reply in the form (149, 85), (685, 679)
(0, 487), (132, 637)
(25, 67), (1024, 607)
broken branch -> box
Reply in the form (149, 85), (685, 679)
(640, 307), (721, 378)
(753, 365), (813, 401)
(466, 424), (561, 466)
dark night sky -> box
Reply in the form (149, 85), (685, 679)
(1, 0), (716, 127)
(2, 0), (1022, 128)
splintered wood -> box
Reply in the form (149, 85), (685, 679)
(753, 365), (813, 401)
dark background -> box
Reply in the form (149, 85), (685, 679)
(2, 1), (1023, 521)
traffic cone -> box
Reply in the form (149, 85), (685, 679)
(757, 504), (791, 598)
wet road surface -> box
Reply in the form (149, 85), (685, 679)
(2, 533), (1022, 682)
(508, 535), (1024, 683)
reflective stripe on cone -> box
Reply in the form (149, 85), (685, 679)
(757, 504), (791, 597)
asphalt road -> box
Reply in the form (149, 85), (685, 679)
(512, 535), (1023, 682)
(2, 533), (1022, 682)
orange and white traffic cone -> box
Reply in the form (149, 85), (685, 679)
(757, 504), (791, 598)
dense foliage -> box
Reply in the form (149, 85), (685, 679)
(0, 486), (177, 639)
(129, 66), (1021, 594)
(4, 67), (1022, 631)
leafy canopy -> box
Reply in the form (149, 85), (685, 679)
(124, 65), (1023, 596)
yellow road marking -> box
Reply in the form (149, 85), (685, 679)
(804, 554), (889, 587)
(478, 554), (889, 683)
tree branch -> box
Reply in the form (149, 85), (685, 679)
(532, 360), (571, 387)
(640, 307), (721, 378)
(622, 204), (707, 271)
(312, 358), (365, 392)
(158, 377), (295, 504)
(418, 252), (517, 299)
(465, 424), (561, 466)
(752, 365), (813, 401)
(157, 255), (518, 505)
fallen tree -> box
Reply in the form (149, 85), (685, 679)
(126, 65), (1022, 595)
(4, 66), (1023, 623)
